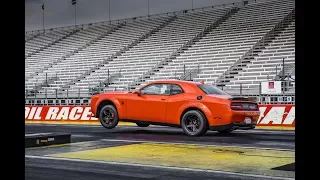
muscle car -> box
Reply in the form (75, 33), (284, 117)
(90, 80), (260, 136)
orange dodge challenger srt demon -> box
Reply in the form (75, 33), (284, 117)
(90, 80), (260, 136)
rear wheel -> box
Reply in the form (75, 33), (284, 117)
(181, 110), (208, 136)
(99, 105), (119, 129)
(136, 122), (150, 127)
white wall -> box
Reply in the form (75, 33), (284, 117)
(25, 0), (246, 31)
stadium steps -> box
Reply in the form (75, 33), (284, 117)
(61, 15), (178, 91)
(29, 23), (125, 91)
(25, 32), (42, 43)
(25, 29), (79, 58)
(127, 7), (240, 90)
(216, 8), (295, 87)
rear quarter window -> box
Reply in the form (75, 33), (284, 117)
(197, 84), (228, 95)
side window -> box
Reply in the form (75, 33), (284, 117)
(140, 84), (170, 95)
(170, 84), (183, 95)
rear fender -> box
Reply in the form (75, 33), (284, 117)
(177, 102), (214, 126)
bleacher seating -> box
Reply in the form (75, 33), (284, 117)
(105, 7), (232, 90)
(25, 0), (295, 96)
(25, 23), (116, 91)
(25, 29), (73, 57)
(224, 20), (295, 93)
(190, 0), (293, 85)
(68, 16), (171, 93)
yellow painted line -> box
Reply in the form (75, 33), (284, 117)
(49, 143), (294, 177)
(255, 126), (295, 131)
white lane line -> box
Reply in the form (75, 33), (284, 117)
(100, 139), (295, 152)
(71, 134), (94, 138)
(25, 155), (294, 180)
(25, 124), (294, 132)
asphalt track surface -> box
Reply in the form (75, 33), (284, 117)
(25, 124), (295, 180)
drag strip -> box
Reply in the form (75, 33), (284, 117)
(25, 124), (295, 180)
(25, 124), (295, 150)
(25, 156), (294, 180)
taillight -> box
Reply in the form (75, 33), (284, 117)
(230, 104), (243, 110)
(231, 102), (258, 111)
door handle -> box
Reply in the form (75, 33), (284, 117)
(161, 98), (166, 100)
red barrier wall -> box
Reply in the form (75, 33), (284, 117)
(25, 105), (295, 127)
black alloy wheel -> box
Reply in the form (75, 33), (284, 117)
(99, 105), (119, 129)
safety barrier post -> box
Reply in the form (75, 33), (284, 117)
(240, 83), (242, 95)
(184, 64), (186, 76)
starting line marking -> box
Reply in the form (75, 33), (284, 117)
(25, 155), (294, 180)
(100, 138), (295, 152)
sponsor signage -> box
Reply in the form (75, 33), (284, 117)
(25, 105), (295, 127)
(25, 106), (98, 121)
(261, 81), (282, 95)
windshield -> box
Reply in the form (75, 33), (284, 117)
(197, 84), (229, 95)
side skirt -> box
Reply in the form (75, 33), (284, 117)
(120, 119), (181, 128)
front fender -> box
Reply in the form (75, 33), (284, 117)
(177, 102), (214, 126)
(95, 96), (125, 119)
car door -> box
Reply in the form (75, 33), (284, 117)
(165, 84), (185, 124)
(127, 83), (170, 123)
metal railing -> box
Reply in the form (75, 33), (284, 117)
(25, 93), (295, 106)
(218, 80), (295, 96)
(179, 64), (200, 81)
(267, 60), (284, 80)
(25, 76), (295, 101)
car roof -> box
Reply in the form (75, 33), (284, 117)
(149, 79), (202, 85)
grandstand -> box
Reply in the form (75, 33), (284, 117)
(25, 0), (295, 105)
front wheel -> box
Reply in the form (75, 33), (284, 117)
(181, 110), (208, 136)
(99, 105), (119, 129)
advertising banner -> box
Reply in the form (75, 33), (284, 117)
(25, 105), (295, 127)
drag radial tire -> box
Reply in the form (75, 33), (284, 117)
(136, 122), (150, 127)
(99, 105), (119, 129)
(181, 110), (208, 136)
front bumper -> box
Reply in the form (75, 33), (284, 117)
(209, 122), (256, 131)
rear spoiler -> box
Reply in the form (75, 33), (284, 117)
(228, 96), (256, 101)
